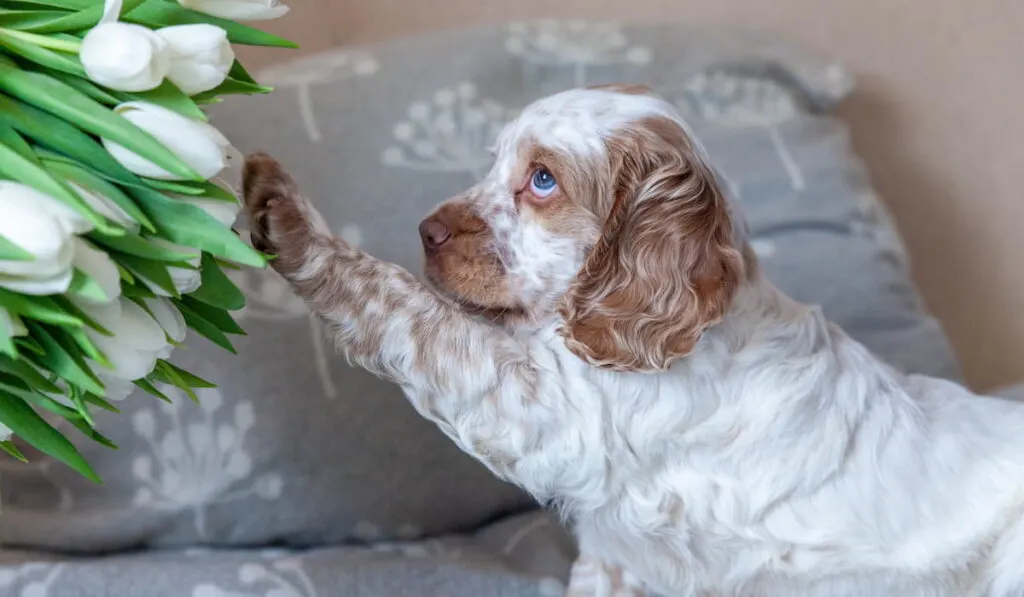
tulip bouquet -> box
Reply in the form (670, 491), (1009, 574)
(0, 0), (293, 481)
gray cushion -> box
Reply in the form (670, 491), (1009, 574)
(0, 20), (959, 554)
(0, 511), (576, 597)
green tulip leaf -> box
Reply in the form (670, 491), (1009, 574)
(228, 60), (258, 85)
(42, 157), (153, 231)
(152, 359), (198, 402)
(129, 186), (265, 267)
(0, 289), (84, 328)
(142, 178), (208, 195)
(0, 355), (60, 394)
(65, 268), (113, 306)
(0, 30), (84, 76)
(40, 65), (127, 105)
(90, 230), (195, 262)
(152, 360), (215, 389)
(174, 300), (236, 354)
(190, 253), (246, 311)
(0, 439), (27, 462)
(82, 391), (119, 413)
(0, 97), (142, 188)
(0, 388), (100, 482)
(178, 295), (245, 335)
(0, 120), (39, 163)
(134, 378), (171, 403)
(26, 322), (104, 396)
(129, 79), (207, 122)
(0, 9), (70, 32)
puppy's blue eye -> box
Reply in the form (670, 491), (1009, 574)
(529, 168), (558, 198)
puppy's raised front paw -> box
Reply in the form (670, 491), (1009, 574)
(241, 152), (310, 259)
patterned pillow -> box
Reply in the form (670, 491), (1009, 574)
(0, 21), (958, 551)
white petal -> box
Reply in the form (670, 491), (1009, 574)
(118, 300), (171, 351)
(71, 238), (122, 304)
(73, 298), (122, 330)
(168, 62), (229, 95)
(90, 337), (160, 380)
(0, 421), (10, 442)
(145, 297), (187, 343)
(101, 0), (123, 24)
(158, 24), (234, 94)
(158, 23), (228, 55)
(0, 268), (74, 295)
(79, 297), (166, 352)
(80, 23), (169, 92)
(169, 266), (202, 294)
(97, 372), (138, 401)
(0, 191), (75, 279)
(0, 179), (91, 236)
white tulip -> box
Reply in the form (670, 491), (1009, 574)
(77, 298), (171, 382)
(157, 24), (235, 95)
(0, 422), (10, 442)
(70, 238), (122, 305)
(178, 0), (289, 21)
(91, 299), (185, 401)
(103, 102), (235, 180)
(80, 22), (170, 92)
(69, 182), (140, 233)
(0, 182), (92, 295)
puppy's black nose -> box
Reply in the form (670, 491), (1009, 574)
(418, 217), (451, 251)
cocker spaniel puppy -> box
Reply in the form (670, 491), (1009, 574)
(241, 85), (1024, 597)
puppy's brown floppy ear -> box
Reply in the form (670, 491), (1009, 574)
(559, 120), (744, 372)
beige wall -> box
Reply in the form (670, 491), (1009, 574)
(239, 0), (1024, 391)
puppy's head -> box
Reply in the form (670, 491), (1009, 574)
(419, 84), (746, 372)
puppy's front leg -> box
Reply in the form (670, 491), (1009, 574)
(241, 154), (537, 463)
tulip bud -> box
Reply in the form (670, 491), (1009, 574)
(80, 22), (170, 92)
(178, 0), (289, 21)
(103, 102), (235, 180)
(0, 182), (91, 295)
(158, 24), (235, 95)
(77, 298), (172, 382)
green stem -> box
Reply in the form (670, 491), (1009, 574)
(0, 28), (81, 54)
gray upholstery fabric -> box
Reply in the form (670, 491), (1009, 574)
(1, 20), (966, 597)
